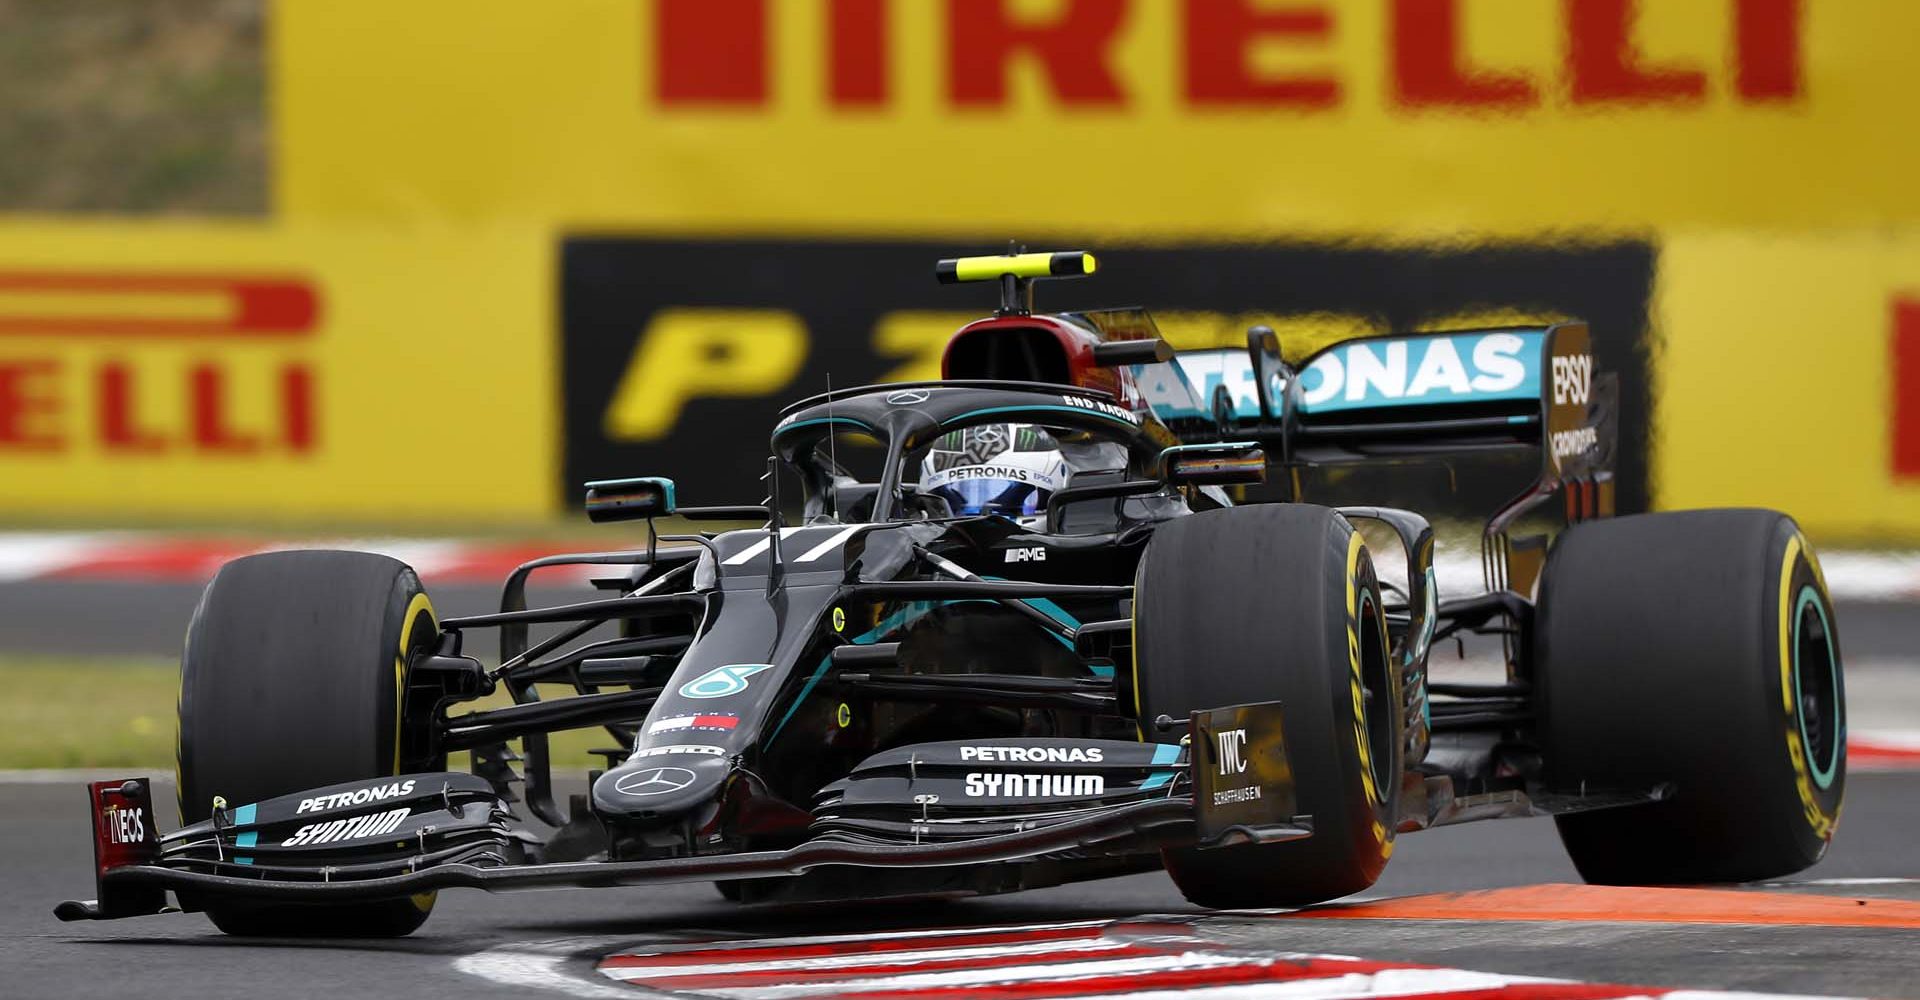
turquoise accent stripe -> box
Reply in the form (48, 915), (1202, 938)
(768, 601), (941, 743)
(769, 651), (836, 744)
(1506, 415), (1530, 424)
(234, 803), (258, 850)
(1150, 743), (1181, 765)
(768, 574), (1099, 743)
(234, 857), (253, 865)
(1018, 597), (1082, 639)
(1140, 771), (1174, 790)
(951, 404), (1138, 428)
(1088, 663), (1115, 678)
(981, 575), (1080, 650)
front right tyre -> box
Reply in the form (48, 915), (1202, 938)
(178, 550), (442, 936)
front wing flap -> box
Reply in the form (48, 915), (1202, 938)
(57, 703), (1308, 919)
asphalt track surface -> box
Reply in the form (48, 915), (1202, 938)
(3, 579), (1917, 999)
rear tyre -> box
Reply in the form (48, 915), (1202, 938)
(1539, 509), (1845, 884)
(177, 550), (442, 937)
(1134, 504), (1401, 908)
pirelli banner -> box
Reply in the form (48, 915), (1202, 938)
(6, 1), (1920, 534)
(276, 1), (1919, 238)
(1657, 231), (1920, 541)
(0, 223), (554, 524)
(561, 238), (1655, 512)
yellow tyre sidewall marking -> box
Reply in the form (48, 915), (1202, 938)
(1345, 529), (1390, 853)
(394, 591), (437, 775)
(395, 590), (438, 914)
(1777, 534), (1838, 841)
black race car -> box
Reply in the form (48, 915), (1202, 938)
(60, 250), (1845, 935)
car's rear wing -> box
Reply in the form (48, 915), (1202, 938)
(1140, 323), (1616, 594)
(1146, 323), (1614, 487)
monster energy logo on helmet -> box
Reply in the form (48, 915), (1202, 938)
(926, 424), (1057, 472)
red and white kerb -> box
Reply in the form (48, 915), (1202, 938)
(596, 919), (1845, 1000)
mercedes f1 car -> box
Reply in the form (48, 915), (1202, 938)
(59, 249), (1846, 935)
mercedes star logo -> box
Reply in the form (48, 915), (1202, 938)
(886, 388), (932, 405)
(614, 766), (697, 797)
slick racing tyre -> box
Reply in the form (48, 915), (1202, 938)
(1134, 504), (1402, 908)
(1539, 509), (1845, 884)
(177, 550), (442, 936)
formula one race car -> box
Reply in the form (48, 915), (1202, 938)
(59, 250), (1846, 936)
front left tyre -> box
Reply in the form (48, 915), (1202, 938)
(177, 550), (442, 936)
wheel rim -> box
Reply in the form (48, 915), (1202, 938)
(1358, 589), (1393, 795)
(1791, 585), (1841, 790)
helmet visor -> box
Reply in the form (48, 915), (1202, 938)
(932, 477), (1050, 517)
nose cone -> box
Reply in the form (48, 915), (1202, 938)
(593, 752), (731, 822)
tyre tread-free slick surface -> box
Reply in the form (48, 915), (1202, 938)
(177, 550), (441, 936)
(1134, 504), (1401, 907)
(1538, 508), (1845, 884)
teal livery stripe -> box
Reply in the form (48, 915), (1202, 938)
(234, 803), (258, 849)
(768, 577), (1095, 744)
(234, 802), (258, 862)
(1140, 744), (1182, 790)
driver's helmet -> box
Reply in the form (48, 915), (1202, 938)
(920, 423), (1071, 518)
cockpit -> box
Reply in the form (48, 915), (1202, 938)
(770, 380), (1201, 533)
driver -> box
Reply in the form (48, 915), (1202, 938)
(920, 423), (1071, 520)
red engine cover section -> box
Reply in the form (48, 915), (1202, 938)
(941, 314), (1145, 410)
(87, 778), (165, 916)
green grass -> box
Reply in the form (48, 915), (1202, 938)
(0, 655), (608, 772)
(0, 657), (179, 769)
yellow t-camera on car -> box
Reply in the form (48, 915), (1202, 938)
(934, 249), (1099, 316)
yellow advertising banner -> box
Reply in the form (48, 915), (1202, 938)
(277, 0), (1918, 237)
(1656, 229), (1920, 542)
(0, 222), (553, 524)
(7, 2), (1915, 532)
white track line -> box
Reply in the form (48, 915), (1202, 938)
(1852, 730), (1920, 751)
(602, 938), (1133, 980)
(0, 769), (173, 785)
(0, 532), (125, 582)
(454, 936), (633, 999)
(628, 952), (1258, 997)
(616, 919), (1114, 954)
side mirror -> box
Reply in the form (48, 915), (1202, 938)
(584, 477), (676, 523)
(1160, 443), (1267, 487)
